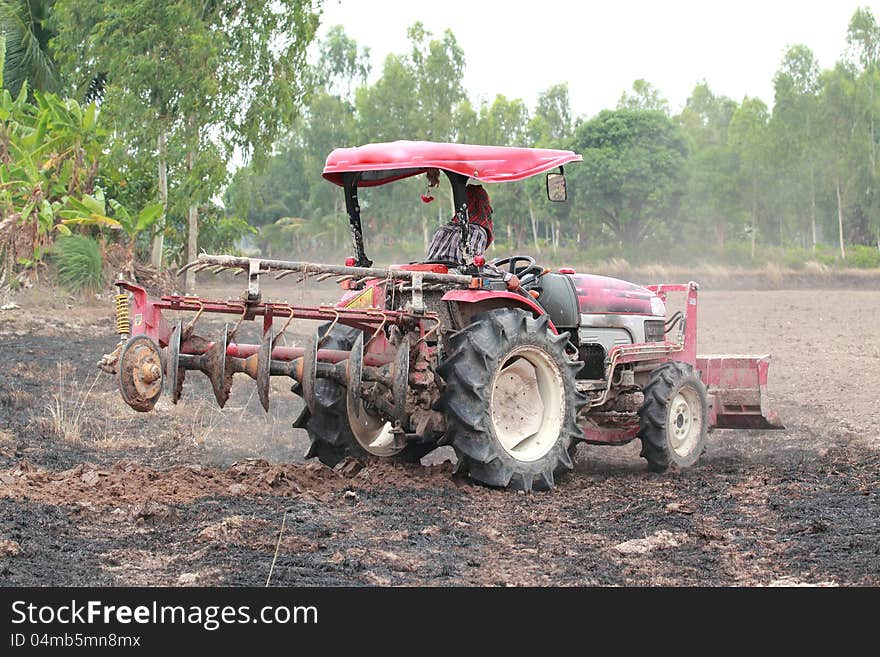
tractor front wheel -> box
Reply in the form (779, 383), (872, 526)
(437, 308), (583, 491)
(637, 361), (708, 472)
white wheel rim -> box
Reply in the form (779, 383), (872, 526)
(348, 399), (402, 457)
(490, 346), (565, 462)
(667, 387), (702, 458)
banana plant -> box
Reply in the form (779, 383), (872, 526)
(107, 198), (163, 276)
(0, 80), (107, 281)
(57, 188), (161, 277)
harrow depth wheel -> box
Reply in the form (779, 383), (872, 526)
(118, 335), (164, 412)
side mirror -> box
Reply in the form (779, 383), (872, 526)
(546, 172), (567, 202)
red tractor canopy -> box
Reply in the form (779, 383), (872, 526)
(322, 140), (583, 187)
(322, 140), (583, 268)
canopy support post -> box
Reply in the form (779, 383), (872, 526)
(444, 171), (471, 267)
(343, 172), (372, 268)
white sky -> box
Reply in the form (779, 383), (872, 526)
(317, 0), (878, 118)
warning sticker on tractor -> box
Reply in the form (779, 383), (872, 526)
(344, 288), (374, 309)
(134, 313), (143, 326)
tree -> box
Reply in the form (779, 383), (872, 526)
(468, 94), (530, 146)
(529, 83), (573, 147)
(53, 0), (321, 290)
(772, 45), (822, 250)
(355, 54), (419, 143)
(528, 84), (574, 249)
(729, 97), (771, 259)
(617, 79), (670, 115)
(818, 65), (859, 258)
(570, 109), (687, 245)
(355, 22), (465, 143)
(0, 0), (56, 98)
(678, 82), (740, 253)
(849, 6), (880, 70)
(407, 23), (465, 140)
(317, 24), (370, 100)
(846, 7), (880, 248)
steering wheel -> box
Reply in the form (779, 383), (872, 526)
(488, 255), (543, 280)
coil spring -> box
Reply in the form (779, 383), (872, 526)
(115, 293), (131, 337)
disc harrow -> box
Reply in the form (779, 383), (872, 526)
(105, 254), (456, 463)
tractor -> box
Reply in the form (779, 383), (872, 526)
(101, 141), (782, 491)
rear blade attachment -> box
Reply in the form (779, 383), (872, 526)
(697, 355), (784, 430)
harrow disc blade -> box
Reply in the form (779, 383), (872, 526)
(166, 320), (185, 404)
(346, 333), (402, 457)
(204, 325), (232, 408)
(118, 334), (163, 412)
(300, 334), (318, 414)
(256, 329), (273, 412)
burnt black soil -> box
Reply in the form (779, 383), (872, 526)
(0, 288), (878, 586)
(0, 445), (877, 586)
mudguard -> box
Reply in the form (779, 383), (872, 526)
(441, 289), (556, 332)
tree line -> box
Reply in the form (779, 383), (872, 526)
(229, 8), (880, 269)
(2, 2), (880, 297)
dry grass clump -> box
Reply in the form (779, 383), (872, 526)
(47, 362), (100, 444)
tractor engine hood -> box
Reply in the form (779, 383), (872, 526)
(568, 273), (663, 316)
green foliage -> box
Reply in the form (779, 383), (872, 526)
(52, 0), (322, 268)
(0, 0), (57, 98)
(157, 203), (254, 265)
(197, 209), (256, 256)
(354, 22), (465, 143)
(0, 7), (874, 281)
(617, 79), (670, 114)
(221, 11), (880, 271)
(845, 244), (880, 268)
(530, 84), (573, 147)
(569, 109), (687, 243)
(107, 200), (163, 243)
(0, 81), (110, 280)
(53, 233), (102, 292)
(318, 24), (371, 97)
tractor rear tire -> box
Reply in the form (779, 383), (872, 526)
(302, 323), (434, 468)
(637, 361), (708, 472)
(437, 308), (584, 491)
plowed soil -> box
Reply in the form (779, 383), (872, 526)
(0, 279), (877, 586)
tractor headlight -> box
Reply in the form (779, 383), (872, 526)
(650, 296), (666, 317)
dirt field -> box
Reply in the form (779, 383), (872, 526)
(0, 278), (878, 586)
